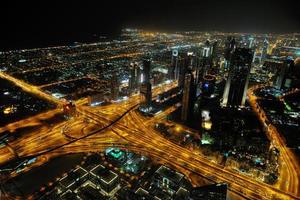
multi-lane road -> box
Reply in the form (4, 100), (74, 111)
(247, 85), (300, 196)
(0, 71), (299, 200)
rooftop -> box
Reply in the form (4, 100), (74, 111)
(155, 166), (184, 184)
(91, 164), (118, 184)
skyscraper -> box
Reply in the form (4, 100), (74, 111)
(201, 41), (212, 77)
(273, 59), (295, 89)
(261, 38), (269, 62)
(169, 49), (179, 80)
(222, 48), (253, 108)
(224, 37), (236, 61)
(181, 68), (196, 121)
(202, 74), (216, 97)
(211, 40), (218, 65)
(178, 53), (194, 88)
(202, 40), (211, 58)
(224, 37), (236, 70)
(140, 58), (152, 107)
(128, 62), (141, 93)
(142, 58), (151, 83)
(136, 62), (142, 86)
(129, 62), (136, 93)
(111, 71), (119, 100)
(248, 37), (254, 49)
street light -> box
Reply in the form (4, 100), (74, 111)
(175, 126), (181, 132)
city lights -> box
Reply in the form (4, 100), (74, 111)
(0, 8), (299, 199)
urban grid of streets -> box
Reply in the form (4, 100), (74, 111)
(0, 32), (299, 200)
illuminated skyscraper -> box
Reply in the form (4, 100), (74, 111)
(169, 49), (179, 80)
(178, 52), (194, 87)
(140, 58), (152, 107)
(211, 40), (218, 65)
(274, 59), (295, 89)
(222, 48), (253, 107)
(224, 37), (236, 60)
(261, 38), (269, 61)
(142, 58), (151, 83)
(181, 67), (196, 121)
(201, 40), (212, 76)
(202, 40), (211, 58)
(128, 62), (140, 93)
(248, 37), (254, 49)
(224, 37), (236, 70)
(129, 63), (136, 92)
(197, 40), (218, 82)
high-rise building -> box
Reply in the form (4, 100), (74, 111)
(136, 63), (142, 86)
(202, 40), (211, 58)
(211, 40), (218, 64)
(142, 58), (151, 83)
(169, 49), (179, 80)
(181, 68), (196, 121)
(273, 61), (288, 89)
(224, 37), (236, 61)
(140, 82), (152, 107)
(273, 59), (295, 89)
(261, 38), (269, 61)
(224, 37), (236, 70)
(201, 74), (216, 97)
(128, 62), (141, 93)
(248, 37), (254, 49)
(222, 48), (253, 108)
(111, 71), (119, 100)
(200, 40), (219, 76)
(179, 53), (195, 87)
(140, 58), (152, 107)
(201, 41), (212, 76)
(129, 63), (136, 92)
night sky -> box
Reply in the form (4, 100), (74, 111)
(1, 0), (299, 50)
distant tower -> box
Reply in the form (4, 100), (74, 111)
(211, 40), (218, 65)
(248, 37), (254, 49)
(273, 59), (294, 89)
(111, 71), (119, 100)
(136, 62), (142, 86)
(224, 37), (236, 70)
(181, 68), (196, 121)
(169, 49), (179, 80)
(178, 53), (194, 88)
(129, 63), (136, 93)
(202, 40), (211, 58)
(142, 58), (151, 83)
(222, 48), (253, 108)
(261, 39), (269, 61)
(128, 62), (141, 93)
(140, 58), (152, 107)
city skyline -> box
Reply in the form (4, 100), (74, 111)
(1, 0), (300, 50)
(0, 1), (300, 199)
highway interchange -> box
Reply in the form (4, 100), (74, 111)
(0, 71), (299, 200)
